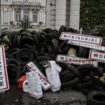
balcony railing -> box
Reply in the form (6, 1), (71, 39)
(12, 1), (41, 6)
(1, 0), (45, 8)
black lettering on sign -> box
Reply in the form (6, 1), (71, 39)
(75, 36), (78, 40)
(68, 35), (71, 38)
(43, 82), (48, 86)
(71, 36), (74, 39)
(68, 57), (72, 61)
(91, 39), (94, 42)
(0, 76), (3, 80)
(0, 81), (3, 86)
(99, 54), (103, 58)
(42, 79), (44, 83)
(65, 57), (68, 61)
(78, 37), (80, 40)
(0, 72), (2, 75)
(95, 39), (98, 43)
(64, 35), (67, 38)
(93, 53), (98, 58)
(39, 74), (43, 80)
(81, 37), (84, 41)
(60, 56), (65, 60)
(85, 37), (88, 41)
(0, 65), (2, 68)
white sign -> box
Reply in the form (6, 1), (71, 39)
(60, 32), (102, 45)
(26, 62), (51, 90)
(89, 50), (105, 63)
(0, 46), (9, 91)
(56, 55), (97, 67)
(68, 40), (105, 52)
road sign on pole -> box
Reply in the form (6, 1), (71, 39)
(0, 46), (9, 91)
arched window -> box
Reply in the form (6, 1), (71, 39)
(3, 8), (8, 25)
(15, 8), (21, 22)
(32, 10), (38, 23)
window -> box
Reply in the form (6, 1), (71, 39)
(33, 11), (38, 22)
(24, 9), (29, 17)
(3, 9), (8, 25)
(3, 22), (8, 25)
(16, 14), (21, 22)
(15, 8), (21, 22)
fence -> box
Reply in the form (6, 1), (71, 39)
(0, 0), (46, 31)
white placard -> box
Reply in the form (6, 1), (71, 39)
(0, 46), (9, 91)
(26, 62), (51, 90)
(89, 50), (105, 63)
(56, 55), (98, 67)
(60, 32), (102, 45)
(68, 40), (105, 52)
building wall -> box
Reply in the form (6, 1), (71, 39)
(55, 0), (66, 29)
(46, 0), (80, 30)
(0, 0), (80, 30)
(69, 0), (80, 30)
(1, 0), (46, 29)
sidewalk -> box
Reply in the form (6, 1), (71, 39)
(0, 85), (87, 105)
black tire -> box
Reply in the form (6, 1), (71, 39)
(51, 39), (59, 54)
(20, 36), (34, 48)
(19, 48), (34, 66)
(76, 47), (88, 58)
(77, 64), (97, 76)
(76, 79), (93, 88)
(6, 48), (20, 59)
(42, 28), (53, 33)
(37, 56), (52, 63)
(58, 25), (79, 36)
(8, 59), (20, 67)
(60, 68), (79, 88)
(58, 25), (67, 36)
(87, 91), (105, 105)
(61, 77), (78, 88)
(67, 64), (81, 77)
(7, 64), (20, 84)
(60, 70), (75, 82)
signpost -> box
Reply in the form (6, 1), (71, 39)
(68, 40), (105, 52)
(56, 55), (98, 66)
(0, 46), (9, 91)
(59, 32), (102, 45)
(89, 50), (105, 63)
(26, 62), (51, 90)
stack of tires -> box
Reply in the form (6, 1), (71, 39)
(1, 26), (105, 105)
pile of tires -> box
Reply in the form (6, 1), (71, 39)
(0, 29), (60, 84)
(1, 26), (105, 105)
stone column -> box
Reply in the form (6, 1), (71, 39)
(46, 0), (52, 28)
(29, 9), (33, 22)
(21, 9), (24, 20)
(12, 8), (15, 22)
(55, 0), (66, 30)
(69, 0), (80, 30)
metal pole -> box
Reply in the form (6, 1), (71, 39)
(45, 0), (47, 28)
